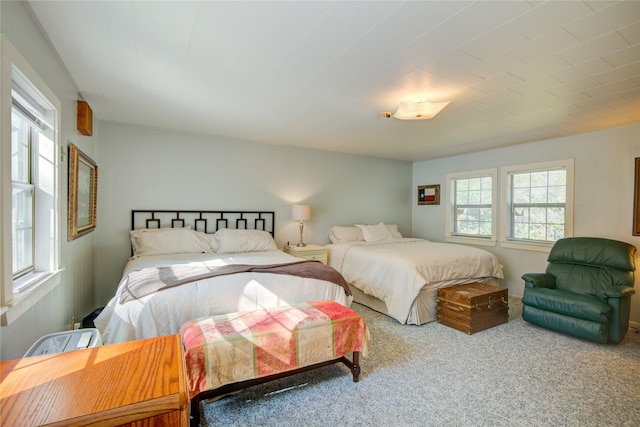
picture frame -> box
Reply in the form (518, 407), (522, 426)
(68, 143), (98, 240)
(633, 158), (640, 236)
(418, 184), (440, 205)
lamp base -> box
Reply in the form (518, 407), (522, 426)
(297, 221), (306, 247)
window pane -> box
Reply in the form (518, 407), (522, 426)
(548, 170), (565, 186)
(513, 188), (530, 204)
(548, 224), (565, 241)
(468, 190), (481, 205)
(512, 173), (530, 188)
(456, 188), (468, 204)
(509, 166), (567, 243)
(548, 207), (565, 225)
(12, 185), (33, 274)
(12, 105), (36, 278)
(530, 186), (547, 203)
(11, 110), (30, 183)
(530, 171), (548, 187)
(479, 208), (492, 222)
(548, 185), (566, 203)
(453, 174), (493, 238)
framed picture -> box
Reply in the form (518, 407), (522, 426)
(68, 143), (98, 240)
(418, 184), (440, 205)
(634, 158), (640, 236)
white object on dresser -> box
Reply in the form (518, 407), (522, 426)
(284, 244), (328, 265)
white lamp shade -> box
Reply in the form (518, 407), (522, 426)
(393, 100), (450, 120)
(291, 204), (311, 221)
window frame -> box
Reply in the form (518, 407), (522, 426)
(1, 34), (62, 325)
(500, 159), (574, 252)
(445, 168), (497, 247)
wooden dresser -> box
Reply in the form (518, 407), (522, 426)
(0, 334), (189, 426)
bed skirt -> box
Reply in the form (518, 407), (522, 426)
(351, 277), (500, 325)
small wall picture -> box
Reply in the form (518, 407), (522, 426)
(418, 184), (440, 205)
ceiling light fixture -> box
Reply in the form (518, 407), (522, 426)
(381, 99), (450, 120)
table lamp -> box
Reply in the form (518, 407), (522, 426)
(291, 204), (311, 247)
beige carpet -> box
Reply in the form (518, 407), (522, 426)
(200, 297), (640, 426)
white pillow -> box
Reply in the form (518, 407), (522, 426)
(355, 222), (393, 242)
(386, 224), (403, 239)
(215, 228), (277, 253)
(329, 226), (365, 243)
(199, 232), (219, 252)
(130, 228), (211, 256)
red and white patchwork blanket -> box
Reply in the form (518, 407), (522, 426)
(180, 300), (369, 399)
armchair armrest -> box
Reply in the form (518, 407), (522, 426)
(521, 273), (556, 289)
(600, 286), (636, 299)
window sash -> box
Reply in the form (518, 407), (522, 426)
(12, 183), (34, 277)
(508, 168), (567, 243)
(11, 103), (36, 280)
(452, 177), (493, 238)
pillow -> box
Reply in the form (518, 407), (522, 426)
(215, 228), (277, 253)
(199, 232), (219, 252)
(355, 222), (393, 242)
(385, 224), (403, 239)
(329, 226), (364, 244)
(130, 227), (211, 256)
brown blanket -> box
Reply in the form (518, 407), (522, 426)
(119, 260), (351, 304)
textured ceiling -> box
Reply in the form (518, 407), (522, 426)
(27, 0), (640, 162)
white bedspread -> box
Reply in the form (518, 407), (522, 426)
(94, 251), (352, 344)
(326, 238), (503, 324)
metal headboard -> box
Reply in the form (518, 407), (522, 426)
(131, 210), (275, 237)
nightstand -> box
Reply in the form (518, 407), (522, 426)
(284, 244), (328, 265)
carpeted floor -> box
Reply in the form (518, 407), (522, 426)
(200, 298), (640, 427)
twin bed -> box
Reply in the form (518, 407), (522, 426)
(326, 223), (504, 325)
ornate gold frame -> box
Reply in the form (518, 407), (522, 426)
(68, 143), (98, 240)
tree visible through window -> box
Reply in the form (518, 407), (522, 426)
(8, 76), (58, 294)
(454, 176), (493, 237)
(446, 168), (497, 245)
(508, 165), (570, 243)
(11, 106), (35, 278)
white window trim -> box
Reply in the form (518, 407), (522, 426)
(1, 34), (62, 325)
(445, 168), (497, 247)
(499, 158), (574, 252)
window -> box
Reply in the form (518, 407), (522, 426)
(501, 159), (574, 251)
(445, 168), (497, 246)
(1, 35), (61, 324)
(11, 96), (36, 282)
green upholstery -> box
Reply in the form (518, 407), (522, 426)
(521, 237), (636, 344)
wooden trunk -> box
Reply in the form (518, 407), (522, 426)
(437, 282), (508, 334)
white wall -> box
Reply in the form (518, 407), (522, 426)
(413, 124), (640, 324)
(0, 1), (97, 360)
(95, 121), (412, 304)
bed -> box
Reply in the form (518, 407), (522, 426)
(94, 210), (352, 344)
(326, 223), (504, 325)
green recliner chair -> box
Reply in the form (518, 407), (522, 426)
(521, 237), (636, 344)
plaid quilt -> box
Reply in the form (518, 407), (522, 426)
(180, 300), (369, 398)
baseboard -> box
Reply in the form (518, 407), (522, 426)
(630, 320), (640, 330)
